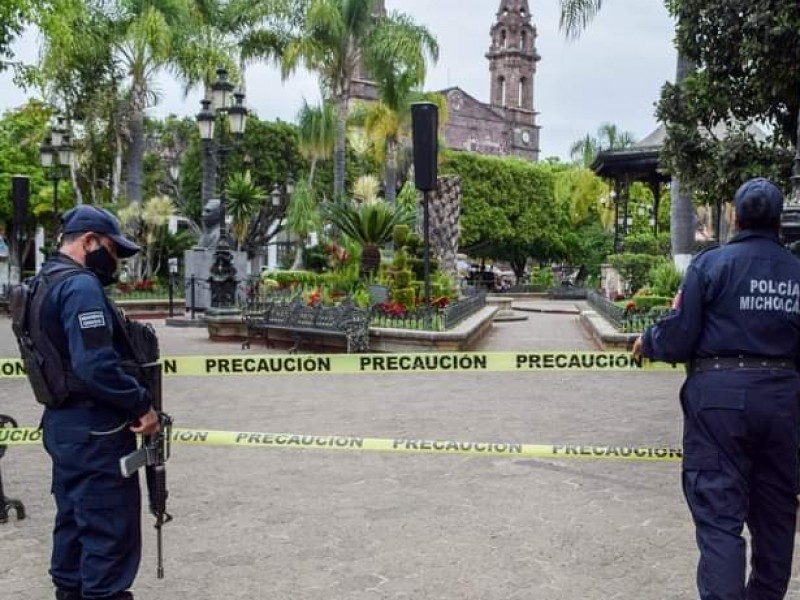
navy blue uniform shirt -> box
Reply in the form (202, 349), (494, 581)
(642, 231), (800, 362)
(40, 253), (150, 417)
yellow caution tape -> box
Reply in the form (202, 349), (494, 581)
(0, 352), (680, 379)
(0, 427), (682, 462)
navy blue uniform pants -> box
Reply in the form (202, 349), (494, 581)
(43, 407), (141, 600)
(681, 370), (800, 600)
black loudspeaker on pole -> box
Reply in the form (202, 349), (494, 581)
(411, 102), (438, 192)
(11, 175), (30, 226)
(411, 103), (438, 330)
(11, 175), (30, 278)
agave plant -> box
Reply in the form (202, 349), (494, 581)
(322, 199), (414, 276)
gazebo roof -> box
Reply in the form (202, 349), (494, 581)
(591, 125), (669, 183)
(591, 122), (769, 183)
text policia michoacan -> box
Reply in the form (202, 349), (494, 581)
(740, 279), (800, 314)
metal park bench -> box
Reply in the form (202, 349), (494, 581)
(242, 296), (370, 353)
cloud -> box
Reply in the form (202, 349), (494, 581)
(0, 0), (676, 161)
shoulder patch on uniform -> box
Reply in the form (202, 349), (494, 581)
(78, 310), (106, 329)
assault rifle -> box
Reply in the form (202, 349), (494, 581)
(117, 315), (173, 579)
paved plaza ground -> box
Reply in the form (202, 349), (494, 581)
(2, 301), (800, 599)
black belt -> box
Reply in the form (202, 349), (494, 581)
(689, 356), (795, 372)
(58, 398), (97, 410)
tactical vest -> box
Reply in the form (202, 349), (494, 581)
(9, 265), (84, 408)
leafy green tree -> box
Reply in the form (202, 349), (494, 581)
(443, 151), (568, 280)
(0, 0), (30, 70)
(0, 102), (54, 225)
(658, 0), (800, 204)
(280, 0), (438, 199)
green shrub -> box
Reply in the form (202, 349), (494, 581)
(529, 267), (555, 287)
(405, 233), (421, 254)
(318, 271), (359, 293)
(393, 224), (410, 248)
(394, 269), (413, 288)
(272, 270), (320, 287)
(648, 260), (683, 298)
(302, 245), (329, 272)
(623, 232), (671, 256)
(633, 295), (671, 311)
(394, 248), (409, 270)
(352, 287), (371, 308)
(607, 253), (662, 294)
(393, 287), (415, 308)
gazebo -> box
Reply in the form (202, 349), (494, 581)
(591, 126), (670, 253)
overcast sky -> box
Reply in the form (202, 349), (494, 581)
(0, 0), (677, 161)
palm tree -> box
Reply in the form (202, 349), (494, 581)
(285, 178), (321, 269)
(225, 171), (267, 250)
(296, 100), (336, 185)
(570, 134), (600, 167)
(113, 0), (198, 206)
(355, 90), (446, 204)
(358, 17), (439, 204)
(559, 0), (696, 260)
(569, 123), (635, 167)
(322, 198), (413, 276)
(117, 194), (175, 278)
(280, 0), (438, 200)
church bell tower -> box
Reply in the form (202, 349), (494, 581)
(487, 0), (541, 160)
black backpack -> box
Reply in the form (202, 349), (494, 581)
(9, 265), (83, 408)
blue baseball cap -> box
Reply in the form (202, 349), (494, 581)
(734, 177), (784, 223)
(61, 206), (141, 258)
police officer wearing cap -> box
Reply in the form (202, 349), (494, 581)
(633, 178), (800, 600)
(37, 206), (159, 600)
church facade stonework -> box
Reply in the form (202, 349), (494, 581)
(352, 0), (541, 162)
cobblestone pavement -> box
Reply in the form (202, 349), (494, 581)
(2, 303), (800, 599)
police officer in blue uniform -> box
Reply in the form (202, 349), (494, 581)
(37, 206), (160, 600)
(633, 178), (800, 600)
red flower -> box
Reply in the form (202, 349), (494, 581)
(378, 301), (407, 317)
(432, 296), (449, 309)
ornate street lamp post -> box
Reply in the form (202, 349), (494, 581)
(39, 116), (74, 242)
(196, 67), (248, 310)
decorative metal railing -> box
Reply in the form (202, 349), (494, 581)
(547, 286), (588, 300)
(243, 276), (487, 332)
(587, 289), (627, 329)
(586, 289), (673, 333)
(443, 291), (487, 330)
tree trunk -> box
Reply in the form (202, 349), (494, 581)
(361, 243), (380, 276)
(112, 126), (123, 204)
(334, 96), (348, 199)
(70, 162), (83, 206)
(126, 82), (146, 205)
(291, 237), (305, 270)
(385, 138), (397, 204)
(670, 51), (697, 264)
(309, 158), (317, 186)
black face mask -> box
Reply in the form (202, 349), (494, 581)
(85, 245), (118, 287)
